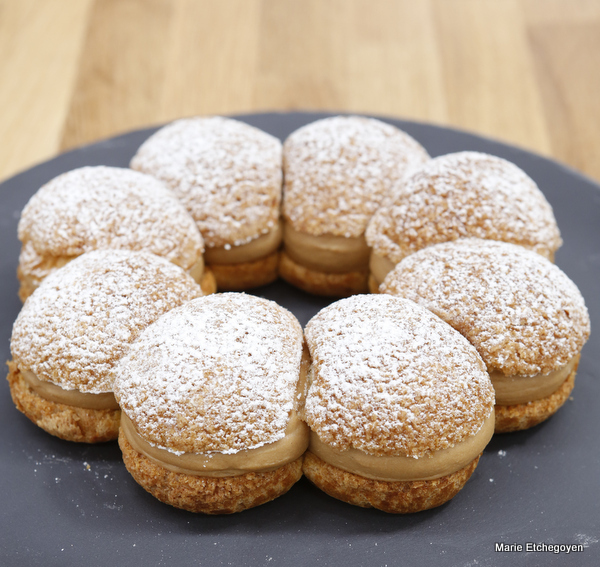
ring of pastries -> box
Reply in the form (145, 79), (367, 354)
(16, 166), (214, 301)
(8, 249), (203, 443)
(130, 117), (283, 291)
(113, 294), (309, 514)
(301, 294), (495, 513)
(380, 239), (590, 433)
(365, 152), (563, 289)
(7, 115), (592, 515)
(280, 116), (430, 296)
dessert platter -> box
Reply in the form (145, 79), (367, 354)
(0, 112), (598, 566)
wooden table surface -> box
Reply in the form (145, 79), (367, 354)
(0, 0), (598, 185)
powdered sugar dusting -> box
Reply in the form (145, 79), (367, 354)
(11, 250), (202, 393)
(282, 116), (429, 238)
(366, 151), (562, 263)
(130, 117), (282, 248)
(304, 295), (494, 458)
(114, 294), (304, 455)
(381, 239), (590, 376)
(17, 166), (203, 280)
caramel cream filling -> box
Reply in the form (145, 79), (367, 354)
(310, 412), (495, 481)
(187, 255), (205, 283)
(283, 222), (370, 274)
(490, 355), (579, 405)
(369, 252), (397, 288)
(121, 411), (310, 477)
(204, 221), (283, 265)
(20, 369), (119, 410)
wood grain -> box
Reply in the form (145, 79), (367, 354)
(433, 0), (551, 155)
(159, 0), (261, 120)
(0, 0), (92, 179)
(0, 0), (598, 184)
(527, 16), (600, 180)
(60, 0), (174, 150)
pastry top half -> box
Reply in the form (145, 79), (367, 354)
(11, 249), (203, 394)
(113, 293), (304, 455)
(380, 238), (590, 376)
(18, 166), (203, 279)
(282, 116), (430, 238)
(130, 116), (283, 249)
(303, 294), (494, 458)
(366, 151), (562, 264)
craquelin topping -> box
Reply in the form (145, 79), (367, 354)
(303, 294), (494, 458)
(114, 294), (304, 455)
(18, 166), (203, 278)
(380, 238), (590, 376)
(130, 117), (282, 248)
(366, 151), (562, 263)
(11, 249), (202, 393)
(283, 116), (429, 238)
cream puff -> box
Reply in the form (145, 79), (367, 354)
(17, 166), (214, 301)
(380, 239), (590, 433)
(7, 249), (202, 443)
(130, 117), (283, 291)
(366, 152), (562, 292)
(302, 294), (495, 513)
(280, 116), (429, 296)
(113, 293), (309, 514)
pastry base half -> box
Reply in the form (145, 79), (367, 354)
(207, 251), (279, 291)
(279, 251), (369, 297)
(494, 365), (577, 433)
(119, 429), (303, 514)
(6, 361), (120, 443)
(302, 451), (481, 514)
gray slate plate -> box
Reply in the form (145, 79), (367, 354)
(1, 113), (599, 567)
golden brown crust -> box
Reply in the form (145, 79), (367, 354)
(494, 365), (577, 433)
(199, 268), (217, 295)
(381, 239), (590, 376)
(304, 295), (494, 457)
(6, 361), (120, 443)
(119, 430), (303, 514)
(365, 151), (562, 264)
(282, 116), (429, 238)
(302, 451), (480, 514)
(130, 117), (282, 249)
(279, 251), (368, 297)
(18, 167), (204, 295)
(17, 250), (217, 303)
(115, 294), (304, 454)
(206, 251), (279, 291)
(12, 250), (203, 394)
